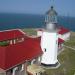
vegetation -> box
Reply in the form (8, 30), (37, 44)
(45, 49), (75, 75)
(0, 41), (9, 46)
(64, 39), (75, 47)
(22, 28), (37, 36)
(64, 32), (75, 47)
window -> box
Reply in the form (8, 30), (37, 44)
(44, 48), (46, 52)
(45, 15), (49, 22)
(15, 38), (24, 43)
(10, 69), (13, 73)
(49, 15), (57, 23)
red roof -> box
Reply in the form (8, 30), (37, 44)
(0, 34), (64, 70)
(0, 29), (25, 41)
(0, 37), (42, 70)
(58, 38), (64, 44)
(58, 27), (70, 34)
(0, 29), (65, 70)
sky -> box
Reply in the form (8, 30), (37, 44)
(0, 0), (75, 16)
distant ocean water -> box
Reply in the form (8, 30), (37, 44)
(0, 13), (75, 31)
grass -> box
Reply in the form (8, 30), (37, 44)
(45, 49), (75, 75)
(22, 28), (37, 36)
(64, 32), (75, 47)
(22, 29), (75, 75)
(64, 39), (75, 47)
(0, 41), (9, 46)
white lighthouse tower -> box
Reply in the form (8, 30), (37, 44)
(41, 6), (59, 67)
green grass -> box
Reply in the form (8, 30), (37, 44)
(22, 28), (37, 36)
(64, 39), (75, 47)
(64, 32), (75, 47)
(45, 49), (75, 75)
(0, 41), (9, 46)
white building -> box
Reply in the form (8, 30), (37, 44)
(58, 27), (70, 41)
(37, 29), (43, 36)
(40, 6), (59, 66)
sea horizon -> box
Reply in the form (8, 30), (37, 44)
(0, 13), (75, 31)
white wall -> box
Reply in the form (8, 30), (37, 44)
(37, 31), (43, 36)
(46, 23), (55, 31)
(58, 32), (70, 41)
(41, 32), (58, 65)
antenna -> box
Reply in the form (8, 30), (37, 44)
(50, 0), (55, 7)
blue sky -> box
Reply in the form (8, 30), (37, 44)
(0, 0), (75, 16)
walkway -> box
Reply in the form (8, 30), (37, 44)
(27, 64), (45, 75)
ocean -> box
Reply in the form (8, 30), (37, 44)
(0, 13), (75, 31)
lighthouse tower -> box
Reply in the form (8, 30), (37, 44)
(41, 6), (58, 66)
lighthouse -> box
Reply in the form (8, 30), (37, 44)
(41, 6), (59, 66)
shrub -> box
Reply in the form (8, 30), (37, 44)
(0, 41), (9, 46)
